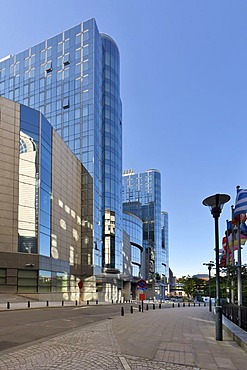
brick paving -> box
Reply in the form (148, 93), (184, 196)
(0, 306), (247, 369)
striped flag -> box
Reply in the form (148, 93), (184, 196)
(234, 189), (247, 217)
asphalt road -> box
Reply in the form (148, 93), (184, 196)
(0, 303), (139, 353)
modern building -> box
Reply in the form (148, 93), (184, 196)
(0, 96), (92, 300)
(123, 212), (143, 299)
(122, 169), (169, 299)
(0, 18), (123, 299)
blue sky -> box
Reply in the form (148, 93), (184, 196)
(1, 0), (247, 277)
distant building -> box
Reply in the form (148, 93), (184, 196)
(192, 274), (209, 280)
(122, 169), (168, 299)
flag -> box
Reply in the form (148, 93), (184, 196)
(240, 221), (247, 235)
(234, 189), (247, 217)
(227, 221), (232, 230)
(222, 236), (227, 252)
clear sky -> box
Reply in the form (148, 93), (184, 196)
(1, 0), (247, 278)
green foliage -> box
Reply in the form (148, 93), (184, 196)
(177, 275), (207, 299)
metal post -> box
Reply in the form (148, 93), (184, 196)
(231, 206), (235, 304)
(214, 211), (223, 341)
(141, 300), (144, 312)
(209, 266), (212, 312)
(237, 218), (242, 327)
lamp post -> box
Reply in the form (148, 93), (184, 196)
(202, 193), (230, 341)
(203, 261), (214, 312)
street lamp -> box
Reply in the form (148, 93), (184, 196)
(202, 193), (231, 341)
(203, 261), (214, 312)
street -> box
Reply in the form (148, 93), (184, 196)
(0, 303), (136, 353)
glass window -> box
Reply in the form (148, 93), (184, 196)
(46, 61), (52, 72)
(18, 270), (37, 293)
(38, 270), (51, 292)
(0, 269), (6, 285)
(63, 53), (70, 65)
(63, 97), (69, 109)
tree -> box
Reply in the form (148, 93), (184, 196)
(177, 276), (207, 300)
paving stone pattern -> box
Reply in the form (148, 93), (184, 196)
(0, 307), (247, 369)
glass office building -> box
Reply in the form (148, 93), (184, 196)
(122, 169), (168, 283)
(123, 212), (143, 278)
(0, 19), (123, 287)
(161, 211), (169, 279)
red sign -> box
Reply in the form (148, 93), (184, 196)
(78, 280), (83, 290)
(139, 293), (146, 301)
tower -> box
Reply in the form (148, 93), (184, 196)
(0, 18), (123, 298)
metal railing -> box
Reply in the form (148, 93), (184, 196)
(222, 303), (247, 332)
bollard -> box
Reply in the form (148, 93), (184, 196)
(159, 303), (161, 309)
(146, 304), (149, 311)
(87, 300), (89, 305)
(62, 300), (64, 306)
(139, 305), (141, 312)
(172, 303), (174, 308)
(116, 300), (118, 304)
(96, 300), (98, 305)
(130, 306), (133, 314)
(204, 302), (206, 307)
(121, 307), (124, 316)
(141, 300), (144, 312)
(194, 302), (195, 307)
(178, 303), (180, 307)
(75, 300), (78, 306)
(112, 299), (114, 304)
(183, 302), (185, 307)
(46, 300), (49, 307)
(7, 302), (10, 309)
(28, 301), (30, 308)
(188, 302), (190, 307)
(199, 302), (200, 307)
(153, 303), (155, 310)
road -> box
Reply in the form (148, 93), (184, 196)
(0, 302), (140, 353)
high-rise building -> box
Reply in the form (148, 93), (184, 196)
(161, 211), (169, 278)
(122, 169), (168, 299)
(0, 19), (123, 298)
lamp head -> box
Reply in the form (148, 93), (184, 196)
(202, 194), (230, 218)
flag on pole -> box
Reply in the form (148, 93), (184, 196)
(227, 221), (232, 230)
(234, 189), (247, 217)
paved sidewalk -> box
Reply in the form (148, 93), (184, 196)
(0, 306), (247, 369)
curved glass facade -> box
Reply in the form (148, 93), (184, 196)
(161, 211), (169, 279)
(122, 169), (163, 280)
(19, 105), (52, 257)
(101, 34), (123, 273)
(123, 212), (143, 278)
(0, 19), (123, 278)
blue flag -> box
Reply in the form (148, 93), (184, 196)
(227, 221), (232, 230)
(234, 188), (247, 217)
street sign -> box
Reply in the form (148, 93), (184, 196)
(139, 293), (146, 301)
(137, 287), (147, 290)
(137, 279), (147, 289)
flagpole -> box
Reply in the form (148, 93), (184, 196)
(231, 205), (235, 304)
(226, 221), (231, 303)
(236, 186), (242, 328)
